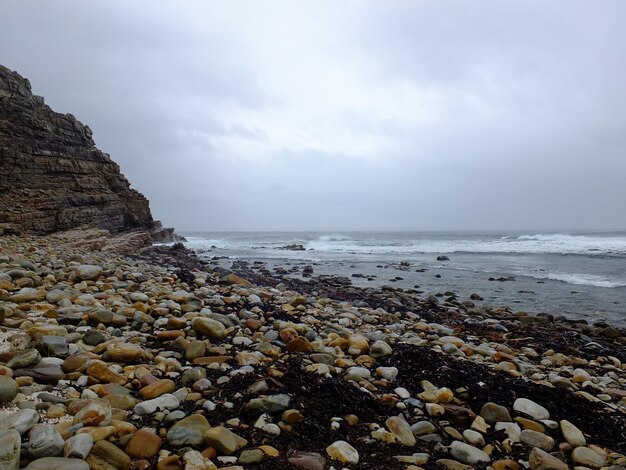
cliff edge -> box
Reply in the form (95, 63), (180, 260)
(0, 64), (176, 246)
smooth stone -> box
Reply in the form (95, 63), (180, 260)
(64, 434), (94, 459)
(181, 367), (206, 386)
(244, 394), (291, 416)
(10, 287), (43, 303)
(344, 367), (371, 381)
(449, 441), (491, 465)
(6, 349), (41, 369)
(0, 429), (21, 470)
(462, 429), (485, 446)
(182, 449), (217, 470)
(133, 394), (179, 415)
(102, 394), (136, 410)
(491, 460), (520, 470)
(24, 457), (89, 470)
(39, 336), (69, 358)
(86, 361), (126, 385)
(326, 440), (359, 465)
(74, 265), (103, 281)
(288, 452), (326, 470)
(73, 399), (111, 427)
(191, 317), (228, 339)
(411, 421), (437, 436)
(46, 289), (68, 304)
(286, 337), (313, 353)
(82, 330), (106, 346)
(101, 342), (146, 363)
(528, 447), (568, 470)
(0, 409), (39, 434)
(513, 398), (550, 420)
(436, 458), (474, 470)
(369, 340), (392, 357)
(559, 420), (586, 447)
(376, 366), (398, 381)
(139, 379), (175, 399)
(571, 446), (606, 468)
(89, 440), (132, 470)
(28, 424), (65, 458)
(203, 426), (247, 455)
(238, 449), (264, 464)
(155, 455), (182, 470)
(0, 376), (19, 404)
(167, 415), (211, 447)
(13, 363), (64, 385)
(520, 429), (554, 451)
(480, 402), (512, 424)
(494, 422), (522, 442)
(125, 429), (162, 458)
(386, 416), (416, 446)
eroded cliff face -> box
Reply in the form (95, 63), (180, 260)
(0, 64), (170, 241)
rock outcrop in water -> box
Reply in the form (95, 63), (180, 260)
(0, 64), (176, 245)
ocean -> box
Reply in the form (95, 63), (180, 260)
(180, 231), (626, 325)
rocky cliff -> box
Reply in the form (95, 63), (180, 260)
(0, 64), (175, 244)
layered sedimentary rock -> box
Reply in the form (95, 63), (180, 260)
(0, 64), (174, 242)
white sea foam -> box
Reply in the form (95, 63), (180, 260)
(305, 233), (626, 256)
(542, 273), (626, 288)
(184, 232), (626, 256)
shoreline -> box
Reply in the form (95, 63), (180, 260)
(0, 235), (624, 469)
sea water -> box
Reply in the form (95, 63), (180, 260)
(181, 231), (626, 325)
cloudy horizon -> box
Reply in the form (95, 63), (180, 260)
(1, 1), (625, 232)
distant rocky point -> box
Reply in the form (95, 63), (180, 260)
(0, 64), (179, 250)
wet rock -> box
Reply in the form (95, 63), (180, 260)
(203, 426), (247, 455)
(88, 440), (131, 470)
(86, 361), (126, 385)
(288, 452), (326, 470)
(480, 402), (512, 424)
(571, 446), (606, 468)
(238, 449), (264, 464)
(10, 287), (44, 303)
(326, 440), (359, 465)
(125, 429), (162, 458)
(449, 441), (490, 465)
(528, 447), (569, 470)
(520, 429), (554, 451)
(386, 416), (416, 446)
(0, 376), (19, 404)
(0, 409), (39, 434)
(167, 414), (210, 448)
(64, 433), (94, 459)
(39, 335), (69, 358)
(182, 449), (217, 470)
(559, 419), (586, 447)
(513, 398), (550, 420)
(73, 399), (112, 427)
(191, 317), (228, 339)
(244, 394), (291, 416)
(28, 424), (65, 458)
(24, 458), (89, 470)
(370, 340), (392, 358)
(14, 362), (64, 385)
(6, 349), (41, 369)
(74, 265), (103, 281)
(82, 330), (107, 346)
(139, 379), (175, 399)
(0, 429), (20, 470)
(133, 394), (179, 415)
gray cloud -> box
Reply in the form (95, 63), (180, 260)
(1, 0), (625, 230)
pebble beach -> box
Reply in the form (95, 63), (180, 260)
(1, 234), (625, 470)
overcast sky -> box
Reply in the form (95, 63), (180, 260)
(1, 1), (625, 231)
